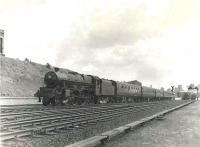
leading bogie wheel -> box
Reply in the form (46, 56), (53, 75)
(42, 97), (51, 106)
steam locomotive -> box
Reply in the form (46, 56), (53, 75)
(36, 70), (175, 106)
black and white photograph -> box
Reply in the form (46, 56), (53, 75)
(0, 0), (200, 146)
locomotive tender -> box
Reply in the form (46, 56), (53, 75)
(36, 69), (175, 106)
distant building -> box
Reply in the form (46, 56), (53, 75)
(177, 85), (183, 92)
(160, 87), (164, 91)
(167, 88), (171, 92)
(187, 83), (196, 93)
(0, 29), (4, 55)
(188, 83), (195, 89)
(197, 84), (200, 90)
(176, 85), (184, 97)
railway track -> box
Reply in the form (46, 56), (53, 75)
(0, 103), (133, 113)
(0, 100), (194, 143)
(0, 101), (178, 123)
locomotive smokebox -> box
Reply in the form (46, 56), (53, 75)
(44, 71), (58, 87)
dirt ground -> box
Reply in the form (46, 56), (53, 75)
(0, 56), (72, 97)
(103, 101), (200, 147)
(0, 97), (41, 105)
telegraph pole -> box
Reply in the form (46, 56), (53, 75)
(0, 29), (4, 55)
(171, 86), (175, 100)
(171, 86), (175, 93)
(195, 87), (199, 100)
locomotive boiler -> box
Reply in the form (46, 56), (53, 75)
(38, 70), (96, 105)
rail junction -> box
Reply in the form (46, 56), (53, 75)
(0, 100), (194, 147)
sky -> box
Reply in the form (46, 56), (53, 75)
(0, 0), (200, 89)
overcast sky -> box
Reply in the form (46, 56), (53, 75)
(0, 0), (200, 89)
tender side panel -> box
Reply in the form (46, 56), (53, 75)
(100, 79), (115, 96)
(142, 86), (156, 97)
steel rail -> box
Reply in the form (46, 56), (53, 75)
(0, 100), (175, 117)
(0, 101), (174, 124)
(0, 100), (190, 141)
(1, 104), (160, 128)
